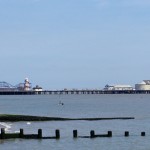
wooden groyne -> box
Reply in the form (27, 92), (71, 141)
(74, 130), (146, 138)
(0, 90), (150, 95)
(0, 128), (60, 139)
(0, 114), (134, 122)
(0, 128), (146, 140)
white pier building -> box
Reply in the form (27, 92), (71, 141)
(135, 80), (150, 90)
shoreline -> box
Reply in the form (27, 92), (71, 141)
(0, 114), (135, 122)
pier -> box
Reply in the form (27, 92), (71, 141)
(0, 90), (150, 95)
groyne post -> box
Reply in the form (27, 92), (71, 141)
(141, 132), (145, 136)
(73, 130), (78, 138)
(124, 131), (129, 137)
(90, 130), (95, 138)
(38, 129), (42, 139)
(55, 129), (60, 139)
(108, 131), (112, 137)
(19, 129), (24, 138)
(1, 128), (5, 139)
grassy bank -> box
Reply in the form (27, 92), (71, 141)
(0, 114), (135, 122)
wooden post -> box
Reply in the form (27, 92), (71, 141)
(90, 130), (95, 138)
(141, 132), (145, 136)
(1, 128), (5, 139)
(38, 129), (42, 139)
(125, 131), (129, 137)
(55, 129), (60, 139)
(73, 130), (78, 138)
(108, 131), (112, 137)
(19, 129), (24, 138)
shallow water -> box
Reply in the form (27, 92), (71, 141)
(0, 94), (150, 150)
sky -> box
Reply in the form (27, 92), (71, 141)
(0, 0), (150, 89)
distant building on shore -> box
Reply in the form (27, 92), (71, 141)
(135, 80), (150, 90)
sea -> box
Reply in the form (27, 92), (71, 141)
(0, 94), (150, 150)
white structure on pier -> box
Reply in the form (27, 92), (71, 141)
(135, 80), (150, 90)
(24, 78), (31, 91)
(16, 78), (32, 91)
(33, 85), (43, 92)
(104, 84), (133, 91)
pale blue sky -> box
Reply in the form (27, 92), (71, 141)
(0, 0), (150, 89)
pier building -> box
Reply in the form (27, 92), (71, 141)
(24, 78), (31, 91)
(0, 82), (17, 91)
(135, 80), (150, 90)
(33, 85), (43, 92)
(16, 78), (32, 91)
(104, 84), (133, 91)
(0, 78), (32, 92)
(0, 79), (150, 95)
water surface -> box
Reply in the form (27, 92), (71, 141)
(0, 94), (149, 150)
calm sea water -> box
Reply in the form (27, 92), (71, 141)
(0, 94), (150, 150)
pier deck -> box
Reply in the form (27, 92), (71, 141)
(0, 90), (150, 95)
